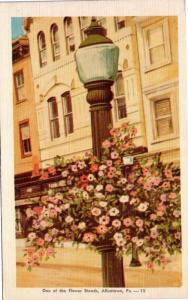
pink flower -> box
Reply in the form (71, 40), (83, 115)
(136, 219), (144, 228)
(111, 151), (119, 160)
(44, 233), (52, 242)
(106, 160), (113, 167)
(98, 170), (104, 177)
(142, 168), (151, 176)
(107, 171), (114, 179)
(102, 140), (111, 149)
(169, 192), (177, 199)
(83, 232), (96, 243)
(71, 165), (78, 172)
(105, 184), (114, 193)
(86, 185), (94, 192)
(37, 238), (44, 246)
(130, 198), (137, 205)
(99, 215), (110, 225)
(112, 219), (121, 228)
(123, 217), (133, 227)
(38, 249), (45, 257)
(150, 213), (157, 220)
(71, 224), (78, 231)
(153, 176), (161, 186)
(120, 122), (127, 129)
(90, 163), (99, 172)
(28, 232), (37, 241)
(27, 247), (35, 257)
(40, 220), (48, 229)
(160, 193), (167, 202)
(143, 182), (152, 191)
(130, 127), (137, 136)
(46, 247), (55, 256)
(99, 201), (108, 208)
(119, 144), (126, 151)
(175, 232), (181, 240)
(96, 224), (108, 234)
(33, 206), (43, 216)
(91, 207), (101, 216)
(26, 208), (34, 218)
(48, 166), (56, 175)
(49, 208), (57, 219)
(150, 227), (158, 239)
(173, 210), (181, 218)
(164, 169), (172, 178)
(61, 170), (69, 178)
(109, 207), (119, 216)
(131, 236), (138, 243)
(110, 128), (120, 136)
(96, 184), (103, 192)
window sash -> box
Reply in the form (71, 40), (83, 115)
(50, 119), (60, 139)
(20, 122), (31, 155)
(116, 96), (127, 119)
(62, 93), (74, 135)
(48, 99), (60, 139)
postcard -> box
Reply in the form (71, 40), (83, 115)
(0, 0), (188, 299)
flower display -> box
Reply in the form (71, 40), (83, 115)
(24, 123), (181, 271)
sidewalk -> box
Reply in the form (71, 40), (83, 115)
(16, 243), (182, 287)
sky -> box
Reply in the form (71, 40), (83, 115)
(11, 17), (25, 40)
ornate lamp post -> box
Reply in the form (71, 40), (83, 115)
(75, 17), (125, 287)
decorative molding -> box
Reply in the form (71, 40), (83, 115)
(143, 78), (179, 95)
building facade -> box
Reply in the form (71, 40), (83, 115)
(23, 16), (179, 168)
(13, 36), (41, 236)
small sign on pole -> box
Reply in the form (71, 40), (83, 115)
(123, 156), (134, 165)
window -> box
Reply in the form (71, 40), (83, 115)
(64, 17), (75, 54)
(48, 97), (60, 139)
(38, 31), (47, 67)
(115, 17), (126, 30)
(62, 92), (74, 135)
(97, 17), (106, 28)
(19, 120), (32, 157)
(14, 70), (25, 102)
(114, 71), (127, 120)
(153, 98), (173, 139)
(142, 18), (171, 71)
(51, 24), (60, 61)
(79, 17), (91, 40)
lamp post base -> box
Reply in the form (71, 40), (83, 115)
(130, 243), (141, 267)
(97, 244), (125, 287)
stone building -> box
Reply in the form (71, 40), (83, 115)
(23, 16), (179, 168)
(13, 36), (41, 236)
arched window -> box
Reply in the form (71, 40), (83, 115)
(61, 91), (74, 135)
(38, 31), (47, 67)
(114, 71), (127, 120)
(64, 17), (75, 54)
(51, 23), (60, 61)
(48, 97), (60, 139)
(79, 17), (90, 41)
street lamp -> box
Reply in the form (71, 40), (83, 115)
(75, 17), (119, 159)
(75, 17), (125, 287)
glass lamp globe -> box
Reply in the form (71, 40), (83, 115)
(75, 17), (119, 84)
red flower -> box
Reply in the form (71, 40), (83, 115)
(40, 171), (49, 180)
(80, 175), (88, 183)
(48, 166), (56, 175)
(90, 164), (99, 172)
(33, 206), (43, 216)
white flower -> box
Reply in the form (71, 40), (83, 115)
(109, 207), (119, 216)
(78, 161), (86, 169)
(95, 192), (105, 199)
(86, 185), (94, 192)
(62, 170), (69, 178)
(98, 171), (104, 177)
(111, 151), (119, 160)
(114, 232), (123, 241)
(131, 236), (138, 243)
(120, 178), (127, 184)
(119, 195), (129, 203)
(112, 219), (121, 228)
(65, 216), (73, 223)
(28, 232), (36, 241)
(83, 191), (89, 199)
(91, 207), (101, 216)
(99, 165), (107, 171)
(136, 239), (144, 247)
(99, 201), (107, 207)
(78, 222), (86, 230)
(96, 184), (103, 192)
(137, 202), (149, 212)
(88, 174), (95, 182)
(116, 239), (126, 247)
(99, 215), (110, 225)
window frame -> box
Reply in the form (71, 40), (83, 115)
(50, 23), (60, 61)
(61, 91), (74, 136)
(38, 31), (47, 68)
(79, 17), (91, 41)
(148, 89), (178, 144)
(48, 97), (61, 140)
(114, 71), (127, 121)
(142, 18), (172, 72)
(14, 70), (26, 103)
(64, 17), (75, 55)
(19, 119), (32, 158)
